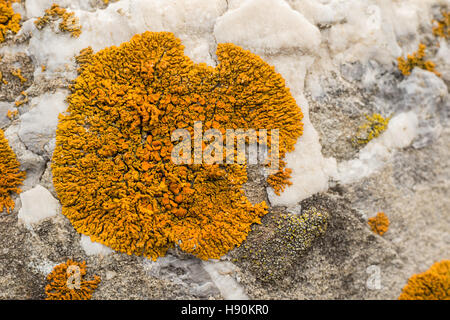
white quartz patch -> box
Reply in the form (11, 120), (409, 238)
(267, 104), (337, 206)
(18, 90), (69, 155)
(289, 0), (335, 26)
(266, 91), (336, 206)
(214, 0), (321, 54)
(80, 235), (114, 256)
(18, 185), (60, 227)
(202, 260), (249, 300)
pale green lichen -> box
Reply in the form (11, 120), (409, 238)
(353, 113), (391, 146)
(231, 207), (328, 283)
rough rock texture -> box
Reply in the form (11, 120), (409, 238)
(0, 0), (449, 300)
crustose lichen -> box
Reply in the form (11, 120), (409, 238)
(353, 113), (390, 146)
(231, 207), (328, 283)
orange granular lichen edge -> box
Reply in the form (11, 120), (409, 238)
(0, 128), (25, 213)
(0, 0), (21, 43)
(6, 109), (18, 119)
(397, 43), (441, 77)
(368, 212), (389, 236)
(51, 31), (304, 261)
(399, 260), (450, 300)
(432, 11), (450, 40)
(34, 3), (81, 38)
(45, 259), (101, 300)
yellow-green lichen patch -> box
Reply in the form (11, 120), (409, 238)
(0, 128), (25, 213)
(0, 0), (21, 43)
(45, 259), (101, 300)
(397, 44), (440, 77)
(353, 113), (390, 146)
(52, 32), (304, 260)
(35, 4), (81, 38)
(399, 260), (450, 300)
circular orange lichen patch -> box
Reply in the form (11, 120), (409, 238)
(52, 32), (303, 260)
(45, 259), (101, 300)
(399, 260), (450, 300)
(368, 212), (389, 236)
(0, 128), (25, 213)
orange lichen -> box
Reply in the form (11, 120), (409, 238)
(397, 44), (441, 77)
(399, 260), (450, 300)
(0, 71), (5, 85)
(14, 91), (28, 107)
(0, 128), (26, 213)
(0, 70), (8, 85)
(52, 32), (303, 260)
(368, 212), (389, 236)
(35, 4), (81, 38)
(11, 68), (27, 83)
(102, 0), (119, 5)
(0, 0), (21, 43)
(45, 259), (101, 300)
(433, 11), (450, 40)
(6, 109), (17, 119)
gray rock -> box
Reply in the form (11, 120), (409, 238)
(4, 125), (46, 190)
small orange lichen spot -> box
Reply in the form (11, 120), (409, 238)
(52, 32), (303, 260)
(0, 71), (8, 85)
(41, 65), (46, 72)
(6, 109), (18, 119)
(35, 4), (81, 38)
(399, 260), (450, 300)
(15, 97), (28, 108)
(11, 68), (27, 83)
(14, 91), (28, 107)
(368, 212), (389, 236)
(397, 44), (441, 77)
(0, 128), (26, 213)
(0, 0), (21, 43)
(45, 259), (101, 300)
(433, 11), (450, 40)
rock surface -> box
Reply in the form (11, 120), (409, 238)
(0, 0), (449, 300)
